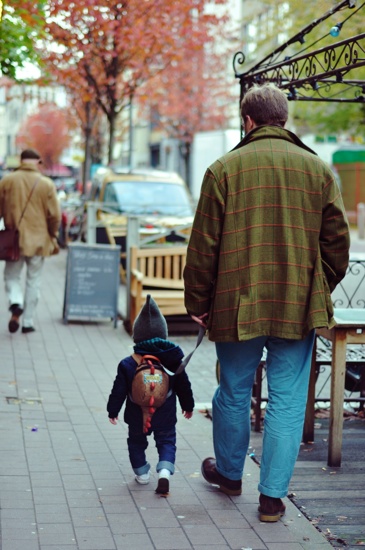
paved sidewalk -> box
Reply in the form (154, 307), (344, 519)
(1, 249), (334, 550)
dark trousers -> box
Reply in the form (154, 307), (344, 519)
(127, 425), (176, 476)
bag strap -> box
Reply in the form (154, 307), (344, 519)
(174, 325), (206, 375)
(17, 177), (41, 228)
(133, 326), (206, 378)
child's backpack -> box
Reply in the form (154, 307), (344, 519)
(131, 355), (170, 433)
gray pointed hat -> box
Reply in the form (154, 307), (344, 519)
(132, 294), (168, 343)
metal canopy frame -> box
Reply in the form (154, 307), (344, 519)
(233, 0), (365, 106)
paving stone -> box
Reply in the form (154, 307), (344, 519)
(37, 523), (75, 535)
(1, 527), (39, 540)
(207, 508), (251, 529)
(138, 507), (180, 529)
(2, 541), (40, 550)
(62, 474), (95, 490)
(114, 533), (154, 550)
(220, 526), (267, 549)
(149, 526), (192, 549)
(182, 524), (227, 546)
(69, 507), (107, 525)
(39, 532), (77, 545)
(0, 507), (36, 520)
(75, 532), (116, 549)
(36, 511), (72, 524)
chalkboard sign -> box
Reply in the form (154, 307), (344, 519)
(63, 243), (121, 327)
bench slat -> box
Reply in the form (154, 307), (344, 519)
(129, 245), (187, 327)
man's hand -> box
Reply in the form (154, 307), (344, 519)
(109, 417), (118, 425)
(182, 411), (193, 419)
(190, 312), (208, 328)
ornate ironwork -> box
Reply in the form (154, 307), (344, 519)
(332, 259), (365, 309)
(234, 33), (365, 102)
(233, 0), (356, 76)
(233, 0), (365, 103)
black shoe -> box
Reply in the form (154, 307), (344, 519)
(8, 305), (23, 333)
(155, 477), (169, 495)
(10, 304), (23, 314)
(22, 327), (36, 334)
(201, 457), (242, 495)
(258, 494), (286, 522)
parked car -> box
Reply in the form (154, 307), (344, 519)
(51, 175), (78, 195)
(0, 168), (11, 180)
(83, 167), (195, 244)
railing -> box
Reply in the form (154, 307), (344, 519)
(332, 259), (365, 309)
(315, 258), (365, 407)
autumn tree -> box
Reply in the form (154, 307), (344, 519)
(41, 0), (229, 164)
(0, 0), (47, 78)
(140, 30), (236, 187)
(16, 103), (71, 169)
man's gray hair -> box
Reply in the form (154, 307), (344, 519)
(241, 83), (288, 127)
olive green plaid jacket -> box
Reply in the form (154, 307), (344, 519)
(184, 126), (350, 341)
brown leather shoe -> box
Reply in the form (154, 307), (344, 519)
(258, 494), (286, 522)
(8, 305), (23, 333)
(201, 457), (242, 495)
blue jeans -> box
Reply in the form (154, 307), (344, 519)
(213, 331), (315, 498)
(127, 426), (176, 476)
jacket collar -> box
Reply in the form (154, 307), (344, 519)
(231, 125), (317, 156)
(17, 162), (42, 173)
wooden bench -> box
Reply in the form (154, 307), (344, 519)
(129, 245), (187, 328)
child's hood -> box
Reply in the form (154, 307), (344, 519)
(133, 338), (184, 373)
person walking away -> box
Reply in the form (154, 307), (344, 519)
(107, 294), (194, 495)
(0, 149), (61, 334)
(183, 83), (350, 522)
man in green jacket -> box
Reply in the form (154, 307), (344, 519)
(183, 84), (350, 522)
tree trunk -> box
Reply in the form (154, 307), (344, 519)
(108, 114), (116, 165)
(82, 101), (92, 195)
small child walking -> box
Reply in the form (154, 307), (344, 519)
(107, 294), (194, 495)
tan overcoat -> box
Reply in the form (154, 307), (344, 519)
(0, 162), (61, 257)
(184, 126), (350, 341)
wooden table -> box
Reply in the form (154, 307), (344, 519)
(303, 308), (365, 467)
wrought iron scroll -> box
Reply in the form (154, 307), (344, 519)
(234, 33), (365, 102)
(234, 0), (357, 79)
(332, 259), (365, 309)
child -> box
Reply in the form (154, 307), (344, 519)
(107, 294), (194, 495)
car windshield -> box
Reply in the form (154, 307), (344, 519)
(105, 180), (194, 216)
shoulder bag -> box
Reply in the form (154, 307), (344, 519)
(0, 178), (40, 261)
